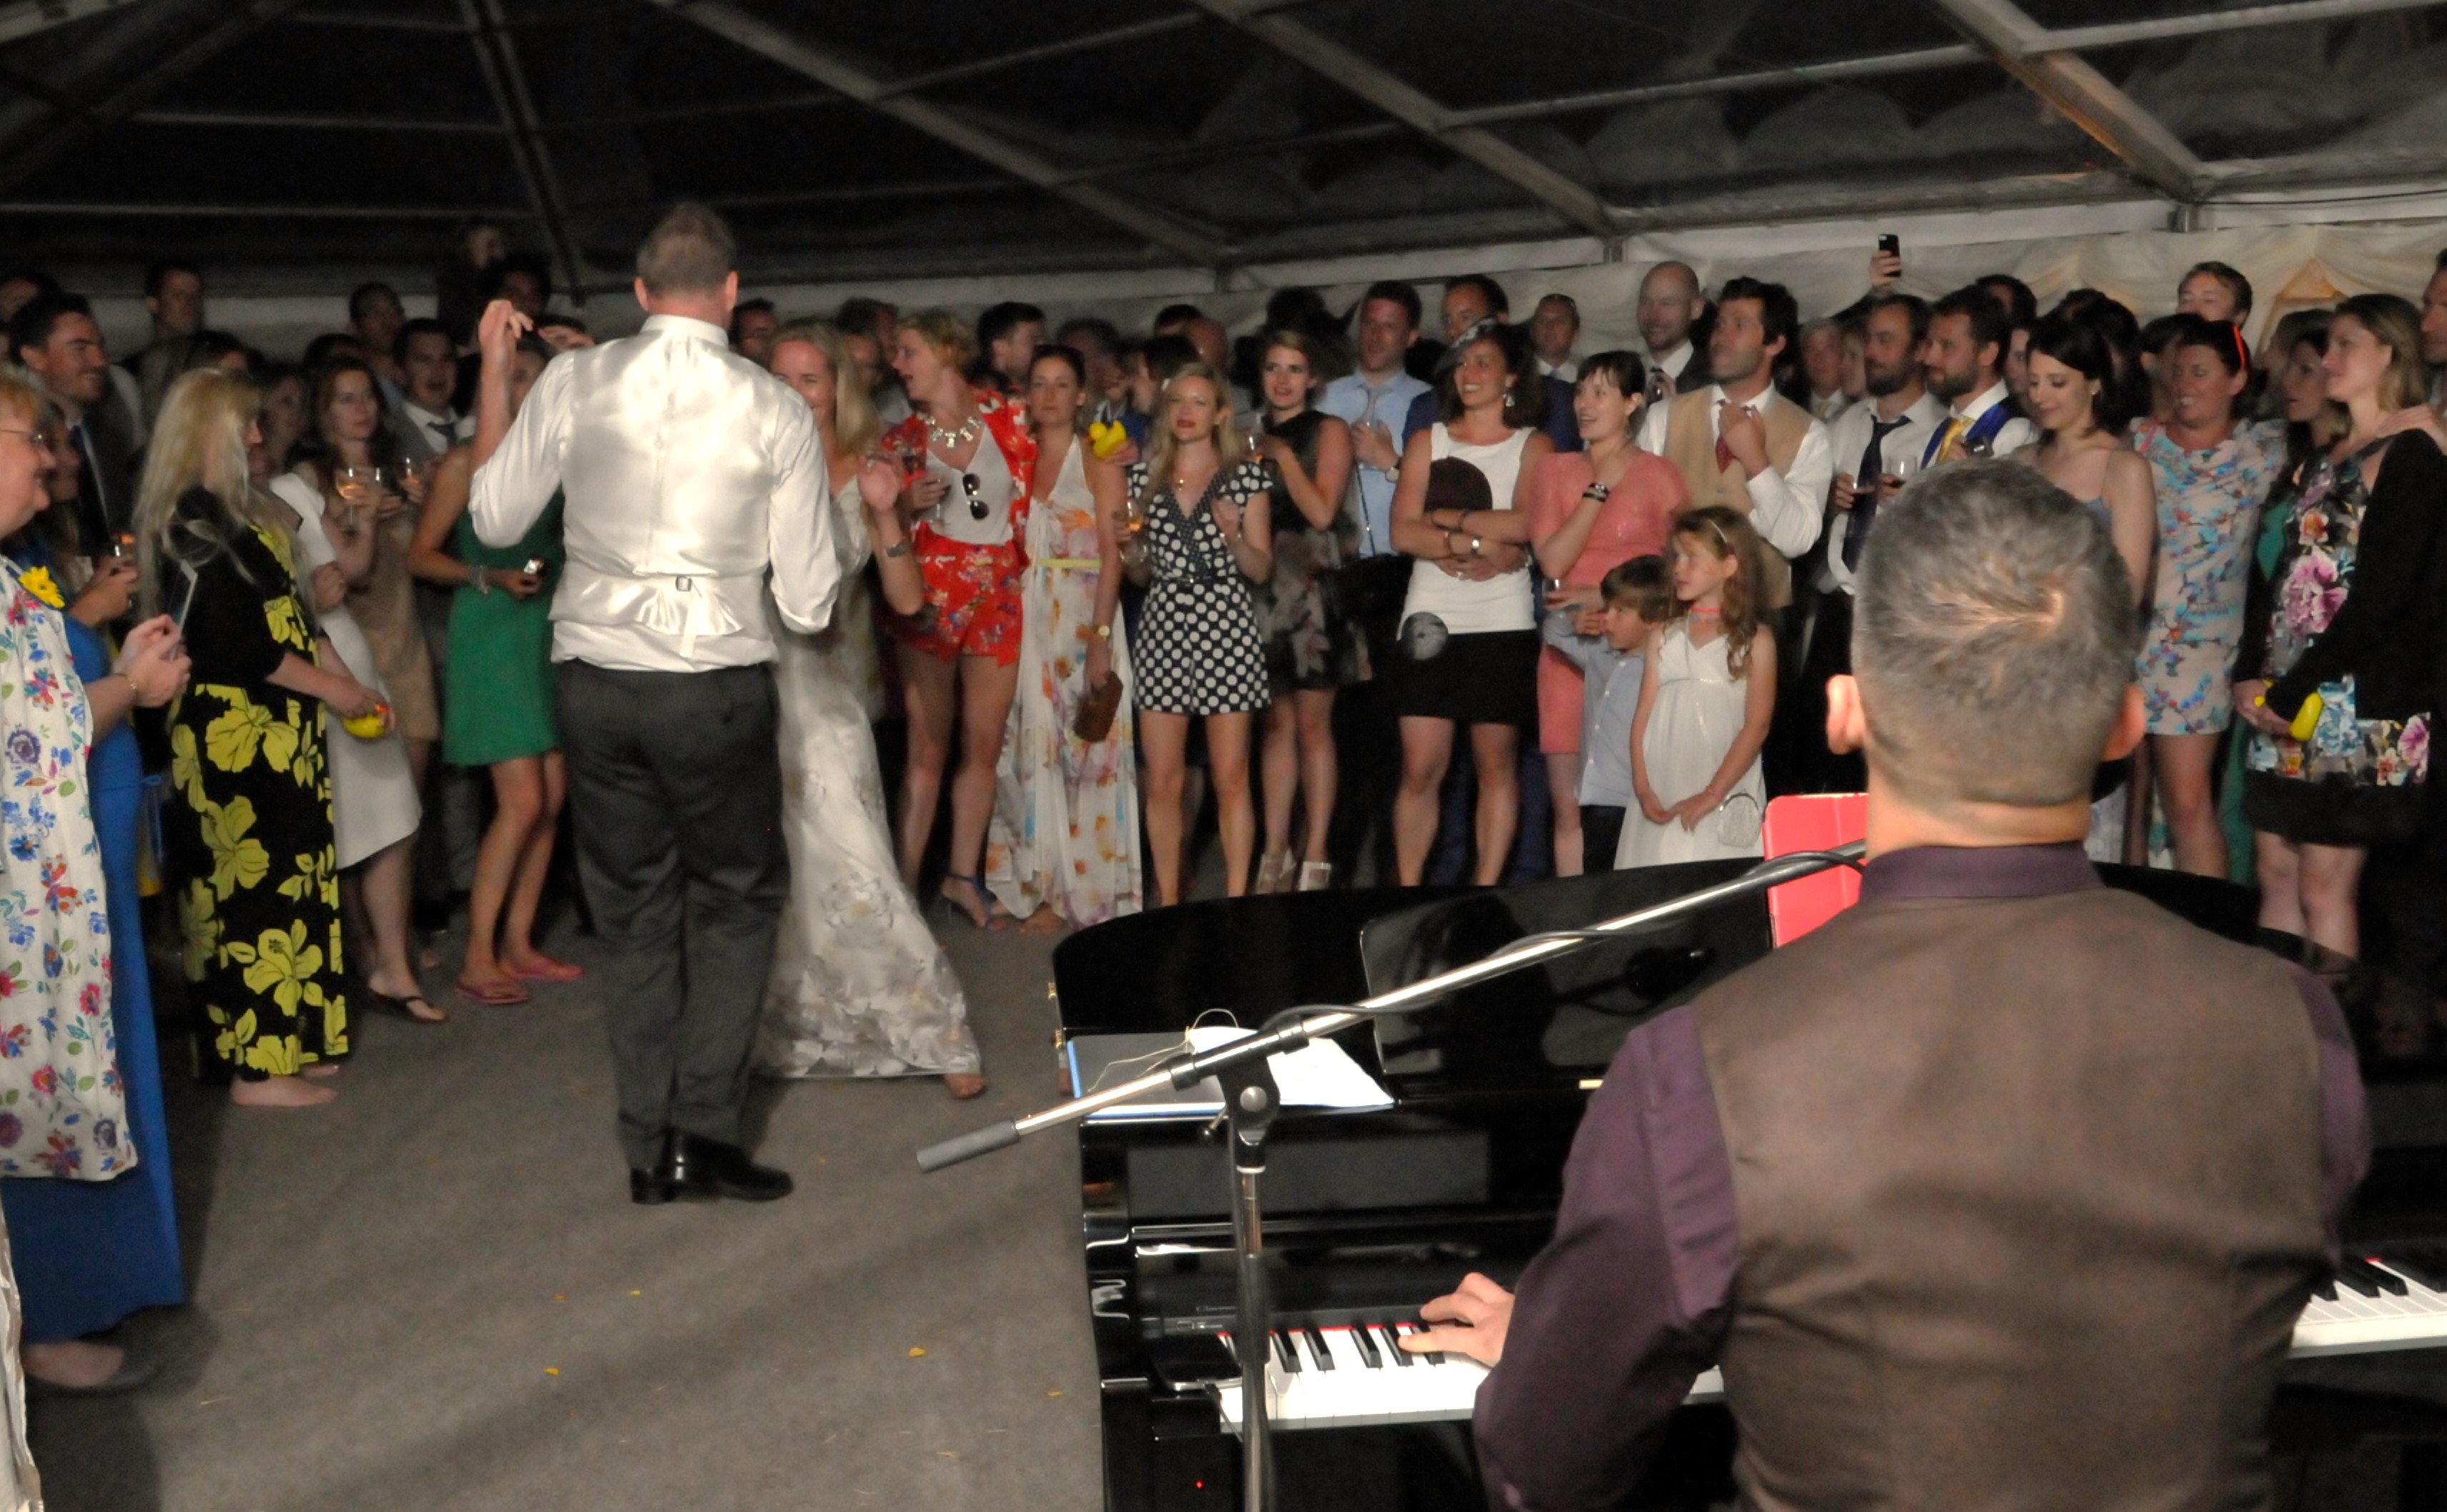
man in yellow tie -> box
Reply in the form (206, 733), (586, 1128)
(1921, 286), (2037, 468)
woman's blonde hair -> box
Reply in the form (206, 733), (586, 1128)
(134, 368), (288, 618)
(902, 309), (978, 378)
(1669, 505), (1767, 678)
(0, 365), (43, 433)
(2332, 293), (2431, 413)
(1133, 362), (1241, 515)
(768, 320), (880, 457)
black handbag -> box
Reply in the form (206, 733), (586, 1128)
(1321, 552), (1409, 628)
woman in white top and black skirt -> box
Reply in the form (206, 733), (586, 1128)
(1126, 362), (1274, 904)
(1387, 324), (1554, 885)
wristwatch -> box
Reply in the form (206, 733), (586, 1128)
(1582, 481), (1612, 503)
(1093, 623), (1113, 641)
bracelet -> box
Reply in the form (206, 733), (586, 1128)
(880, 538), (911, 559)
(1582, 481), (1612, 503)
(471, 569), (493, 596)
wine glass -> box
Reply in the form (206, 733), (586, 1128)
(334, 465), (382, 533)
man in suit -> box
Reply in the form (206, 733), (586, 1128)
(1638, 260), (1709, 395)
(11, 292), (134, 552)
(1409, 462), (2366, 1511)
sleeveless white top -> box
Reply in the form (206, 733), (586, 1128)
(922, 428), (1018, 547)
(1402, 424), (1533, 635)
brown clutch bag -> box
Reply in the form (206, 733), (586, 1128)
(1073, 672), (1124, 743)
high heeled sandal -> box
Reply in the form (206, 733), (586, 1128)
(1255, 850), (1291, 895)
(940, 873), (1014, 929)
(1296, 861), (1333, 892)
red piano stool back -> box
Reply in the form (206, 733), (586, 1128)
(1763, 794), (1866, 945)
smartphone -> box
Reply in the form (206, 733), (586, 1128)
(166, 560), (200, 634)
(1878, 232), (1901, 257)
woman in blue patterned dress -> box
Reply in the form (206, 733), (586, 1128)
(2132, 317), (2284, 878)
(0, 374), (190, 1392)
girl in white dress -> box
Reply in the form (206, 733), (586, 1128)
(755, 323), (985, 1100)
(1620, 506), (1777, 869)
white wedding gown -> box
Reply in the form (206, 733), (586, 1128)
(756, 474), (982, 1079)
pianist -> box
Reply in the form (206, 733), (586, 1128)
(1407, 461), (2369, 1511)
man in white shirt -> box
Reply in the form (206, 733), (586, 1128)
(1921, 286), (2037, 465)
(1530, 293), (1580, 382)
(1319, 280), (1433, 886)
(470, 202), (841, 1207)
(1781, 293), (1948, 792)
(1635, 276), (1832, 603)
(1636, 261), (1707, 395)
(392, 317), (465, 463)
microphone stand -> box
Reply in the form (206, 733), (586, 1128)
(916, 843), (1866, 1512)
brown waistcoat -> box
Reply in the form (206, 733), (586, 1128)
(1660, 387), (1810, 608)
(1693, 887), (2330, 1511)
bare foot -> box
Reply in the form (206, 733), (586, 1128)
(1018, 908), (1065, 937)
(301, 1064), (342, 1079)
(23, 1340), (124, 1390)
(938, 876), (1008, 930)
(230, 1075), (338, 1108)
(945, 1072), (989, 1100)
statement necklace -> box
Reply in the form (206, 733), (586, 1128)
(924, 410), (982, 450)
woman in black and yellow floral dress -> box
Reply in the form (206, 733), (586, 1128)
(137, 371), (387, 1109)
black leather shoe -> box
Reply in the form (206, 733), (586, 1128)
(661, 1132), (792, 1202)
(630, 1167), (677, 1205)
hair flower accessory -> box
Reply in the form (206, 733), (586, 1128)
(16, 568), (62, 611)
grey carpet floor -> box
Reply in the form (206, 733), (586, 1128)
(26, 916), (1101, 1512)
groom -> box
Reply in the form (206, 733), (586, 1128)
(469, 202), (840, 1204)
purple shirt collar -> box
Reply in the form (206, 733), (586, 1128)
(1857, 842), (2099, 905)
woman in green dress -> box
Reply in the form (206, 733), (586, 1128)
(137, 370), (385, 1108)
(408, 335), (577, 1005)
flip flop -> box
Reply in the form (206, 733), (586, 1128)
(504, 957), (584, 982)
(453, 980), (531, 1007)
(939, 873), (1015, 930)
(367, 989), (448, 1024)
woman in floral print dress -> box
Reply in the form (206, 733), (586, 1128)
(137, 372), (386, 1109)
(2234, 295), (2447, 962)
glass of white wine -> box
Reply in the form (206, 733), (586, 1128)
(334, 465), (383, 533)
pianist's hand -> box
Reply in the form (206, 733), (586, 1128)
(1406, 1272), (1514, 1368)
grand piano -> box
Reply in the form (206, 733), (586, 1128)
(1050, 861), (2447, 1511)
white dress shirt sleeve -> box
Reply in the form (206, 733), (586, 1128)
(471, 356), (575, 549)
(765, 397), (842, 636)
(1636, 401), (1669, 456)
(1744, 416), (1831, 560)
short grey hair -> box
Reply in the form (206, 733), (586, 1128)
(1853, 461), (2138, 809)
(636, 202), (735, 297)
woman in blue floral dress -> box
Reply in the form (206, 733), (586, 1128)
(2132, 317), (2285, 878)
(2234, 295), (2447, 961)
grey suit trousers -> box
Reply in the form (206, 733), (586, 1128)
(555, 659), (787, 1171)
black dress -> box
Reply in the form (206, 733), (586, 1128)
(1256, 408), (1366, 693)
(162, 508), (350, 1079)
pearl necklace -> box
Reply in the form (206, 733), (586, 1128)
(924, 410), (982, 450)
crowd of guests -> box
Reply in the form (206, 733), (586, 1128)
(0, 212), (2437, 1408)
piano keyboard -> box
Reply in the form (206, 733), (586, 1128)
(1217, 1255), (2447, 1435)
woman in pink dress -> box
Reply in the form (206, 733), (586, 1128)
(1527, 352), (1687, 874)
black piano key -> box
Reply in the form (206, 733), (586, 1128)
(2315, 1279), (2338, 1303)
(2345, 1256), (2408, 1297)
(1271, 1330), (1299, 1373)
(1400, 1321), (1445, 1365)
(2383, 1249), (2447, 1292)
(1301, 1325), (1335, 1371)
(1351, 1324), (1384, 1368)
(1379, 1323), (1412, 1367)
(2334, 1264), (2381, 1299)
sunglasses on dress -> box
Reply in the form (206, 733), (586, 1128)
(960, 472), (988, 521)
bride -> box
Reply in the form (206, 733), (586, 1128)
(755, 320), (986, 1100)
